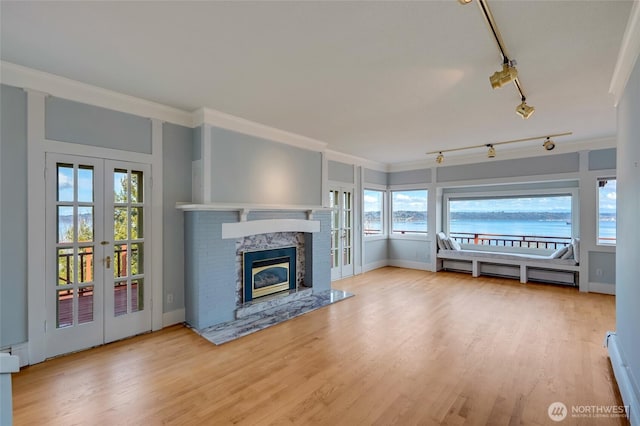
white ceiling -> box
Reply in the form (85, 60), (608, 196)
(0, 1), (633, 164)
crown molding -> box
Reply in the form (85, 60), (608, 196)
(325, 149), (387, 171)
(609, 0), (640, 106)
(0, 61), (193, 127)
(388, 136), (617, 171)
(192, 107), (327, 153)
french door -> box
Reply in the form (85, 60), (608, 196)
(329, 187), (354, 280)
(45, 154), (151, 358)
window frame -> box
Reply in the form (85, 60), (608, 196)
(363, 186), (386, 240)
(443, 187), (579, 252)
(389, 185), (429, 241)
(596, 177), (616, 246)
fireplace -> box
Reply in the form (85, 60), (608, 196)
(243, 247), (296, 302)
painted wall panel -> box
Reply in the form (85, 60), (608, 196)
(364, 168), (388, 186)
(45, 97), (152, 153)
(437, 153), (580, 182)
(328, 160), (354, 184)
(588, 251), (616, 284)
(588, 148), (616, 171)
(388, 239), (430, 264)
(389, 168), (431, 185)
(616, 52), (640, 404)
(210, 127), (322, 205)
(443, 180), (578, 194)
(0, 84), (28, 347)
(365, 239), (387, 265)
(162, 123), (193, 314)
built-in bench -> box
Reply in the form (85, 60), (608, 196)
(436, 233), (580, 286)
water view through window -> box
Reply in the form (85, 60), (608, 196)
(448, 195), (578, 248)
(598, 178), (617, 245)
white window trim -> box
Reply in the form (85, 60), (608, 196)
(363, 185), (386, 239)
(596, 176), (617, 247)
(389, 185), (429, 241)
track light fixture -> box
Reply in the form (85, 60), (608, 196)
(515, 99), (535, 119)
(462, 0), (535, 118)
(490, 62), (518, 89)
(426, 132), (572, 164)
(543, 137), (555, 151)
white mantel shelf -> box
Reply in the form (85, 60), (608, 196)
(176, 202), (331, 221)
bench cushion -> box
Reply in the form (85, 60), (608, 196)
(438, 249), (578, 266)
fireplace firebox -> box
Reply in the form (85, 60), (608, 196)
(243, 247), (296, 302)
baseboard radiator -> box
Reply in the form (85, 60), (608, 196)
(605, 331), (640, 425)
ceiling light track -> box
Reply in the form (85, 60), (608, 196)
(463, 0), (534, 119)
(426, 132), (572, 163)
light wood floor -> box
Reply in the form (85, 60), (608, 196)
(13, 268), (626, 425)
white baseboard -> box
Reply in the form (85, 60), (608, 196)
(589, 282), (616, 295)
(606, 332), (640, 425)
(363, 260), (389, 273)
(388, 259), (430, 271)
(162, 308), (185, 327)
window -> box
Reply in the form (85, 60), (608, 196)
(597, 178), (616, 245)
(448, 194), (572, 249)
(391, 189), (428, 235)
(363, 189), (383, 235)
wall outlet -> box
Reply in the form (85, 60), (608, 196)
(167, 293), (174, 304)
(596, 268), (603, 276)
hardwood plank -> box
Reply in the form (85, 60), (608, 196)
(12, 268), (627, 425)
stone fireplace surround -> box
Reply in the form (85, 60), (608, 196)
(179, 204), (331, 330)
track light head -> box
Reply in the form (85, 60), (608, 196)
(458, 0), (473, 4)
(436, 152), (444, 164)
(490, 63), (518, 89)
(543, 137), (555, 151)
(516, 100), (535, 119)
(487, 144), (496, 158)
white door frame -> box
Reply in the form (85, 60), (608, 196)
(26, 90), (164, 364)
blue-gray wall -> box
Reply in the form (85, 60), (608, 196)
(588, 148), (616, 170)
(388, 168), (431, 185)
(210, 127), (322, 205)
(0, 84), (28, 348)
(616, 50), (640, 410)
(328, 160), (354, 184)
(364, 168), (388, 186)
(163, 123), (193, 313)
(588, 251), (616, 285)
(437, 152), (580, 182)
(46, 97), (152, 153)
(388, 240), (430, 265)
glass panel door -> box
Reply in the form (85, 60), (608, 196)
(45, 155), (152, 357)
(104, 161), (151, 343)
(330, 187), (354, 280)
(46, 155), (105, 358)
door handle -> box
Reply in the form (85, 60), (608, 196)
(105, 256), (111, 269)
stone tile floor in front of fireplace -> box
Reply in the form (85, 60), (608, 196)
(195, 289), (354, 345)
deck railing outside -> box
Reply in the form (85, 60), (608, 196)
(58, 246), (137, 284)
(450, 232), (571, 250)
